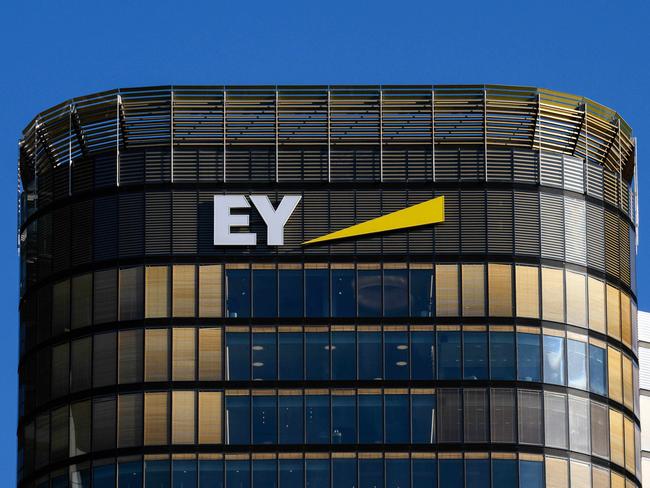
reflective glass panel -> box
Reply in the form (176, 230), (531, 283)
(332, 269), (355, 317)
(358, 269), (381, 317)
(119, 461), (143, 488)
(359, 394), (383, 443)
(386, 458), (409, 488)
(519, 460), (543, 488)
(589, 344), (607, 396)
(567, 339), (588, 390)
(412, 458), (437, 487)
(279, 394), (303, 444)
(306, 269), (329, 317)
(492, 459), (516, 487)
(306, 459), (329, 488)
(332, 458), (356, 488)
(463, 331), (488, 380)
(145, 460), (170, 488)
(437, 331), (461, 379)
(93, 465), (116, 488)
(490, 331), (515, 380)
(252, 331), (276, 381)
(173, 459), (197, 488)
(226, 269), (250, 318)
(305, 394), (329, 444)
(358, 331), (382, 380)
(331, 331), (355, 380)
(253, 269), (277, 317)
(279, 459), (303, 488)
(226, 396), (250, 444)
(252, 395), (277, 444)
(359, 458), (383, 488)
(385, 394), (409, 443)
(332, 394), (356, 444)
(253, 459), (276, 488)
(199, 459), (223, 488)
(384, 269), (408, 317)
(543, 335), (566, 386)
(411, 393), (436, 444)
(279, 332), (303, 381)
(385, 331), (409, 380)
(466, 459), (489, 488)
(305, 332), (329, 381)
(226, 331), (250, 381)
(439, 459), (463, 487)
(517, 333), (541, 381)
(278, 269), (303, 317)
(226, 460), (250, 488)
(410, 268), (433, 317)
(411, 330), (435, 380)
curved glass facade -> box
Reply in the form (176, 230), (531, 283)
(17, 85), (639, 487)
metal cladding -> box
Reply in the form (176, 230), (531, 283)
(17, 86), (640, 488)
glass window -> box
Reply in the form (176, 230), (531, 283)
(568, 395), (590, 454)
(198, 264), (222, 318)
(519, 459), (543, 488)
(410, 268), (433, 317)
(621, 293), (632, 347)
(464, 388), (488, 442)
(515, 265), (539, 319)
(567, 339), (587, 390)
(358, 267), (381, 317)
(332, 268), (355, 317)
(145, 459), (169, 488)
(253, 268), (277, 317)
(359, 393), (383, 444)
(279, 394), (303, 444)
(462, 264), (485, 317)
(437, 329), (461, 380)
(94, 332), (117, 388)
(252, 330), (277, 381)
(544, 392), (567, 449)
(69, 400), (91, 457)
(173, 459), (197, 488)
(199, 392), (222, 444)
(279, 330), (303, 381)
(386, 458), (409, 488)
(119, 329), (143, 384)
(624, 416), (635, 473)
(359, 458), (383, 488)
(384, 330), (409, 380)
(253, 459), (276, 488)
(50, 405), (68, 462)
(172, 391), (195, 445)
(119, 461), (143, 488)
(543, 334), (566, 386)
(305, 268), (329, 317)
(173, 328), (196, 381)
(569, 460), (591, 488)
(622, 356), (633, 411)
(199, 328), (222, 381)
(466, 459), (489, 488)
(94, 269), (117, 324)
(52, 280), (70, 335)
(51, 343), (69, 398)
(144, 392), (169, 445)
(92, 396), (116, 451)
(358, 329), (382, 380)
(438, 389), (462, 443)
(518, 390), (542, 445)
(226, 460), (250, 488)
(332, 458), (356, 488)
(589, 344), (607, 396)
(492, 459), (516, 487)
(226, 330), (250, 381)
(490, 389), (516, 443)
(412, 457), (437, 487)
(436, 265), (459, 316)
(606, 284), (621, 340)
(71, 273), (93, 329)
(119, 267), (144, 321)
(173, 265), (196, 317)
(588, 277), (606, 333)
(517, 332), (541, 381)
(332, 392), (356, 444)
(305, 331), (329, 381)
(463, 330), (488, 380)
(93, 464), (116, 488)
(226, 268), (250, 318)
(411, 329), (435, 380)
(278, 268), (303, 317)
(279, 459), (303, 488)
(384, 268), (408, 317)
(610, 409), (624, 467)
(566, 271), (587, 327)
(305, 393), (329, 444)
(542, 267), (565, 322)
(306, 459), (329, 488)
(488, 263), (512, 317)
(199, 459), (223, 488)
(145, 329), (169, 382)
(385, 393), (409, 443)
(118, 393), (143, 448)
(608, 346), (623, 403)
(412, 391), (436, 444)
(590, 401), (610, 459)
(439, 458), (463, 487)
(145, 266), (170, 319)
(332, 330), (356, 380)
(252, 394), (277, 444)
(545, 457), (568, 488)
(490, 329), (515, 380)
(226, 395), (250, 444)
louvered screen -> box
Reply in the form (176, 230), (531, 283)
(355, 190), (381, 255)
(37, 170), (53, 209)
(278, 148), (327, 182)
(540, 151), (563, 188)
(434, 148), (459, 181)
(563, 155), (584, 193)
(93, 195), (117, 261)
(302, 190), (330, 256)
(514, 190), (540, 256)
(619, 220), (631, 288)
(460, 191), (486, 253)
(407, 190), (435, 255)
(52, 164), (69, 202)
(586, 202), (605, 272)
(459, 147), (485, 181)
(381, 190), (409, 255)
(603, 169), (618, 206)
(383, 148), (432, 182)
(118, 149), (145, 186)
(71, 157), (93, 194)
(173, 191), (198, 254)
(513, 148), (538, 183)
(604, 209), (620, 278)
(227, 148), (274, 182)
(540, 192), (564, 260)
(564, 196), (586, 266)
(197, 192), (220, 256)
(71, 200), (92, 266)
(37, 214), (52, 280)
(145, 192), (171, 255)
(487, 190), (513, 254)
(331, 148), (380, 182)
(586, 162), (604, 199)
(145, 149), (171, 183)
(328, 190), (355, 255)
(93, 153), (117, 189)
(486, 148), (513, 181)
(434, 190), (459, 253)
(51, 207), (70, 273)
(119, 193), (144, 258)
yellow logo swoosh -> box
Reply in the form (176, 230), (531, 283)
(302, 196), (445, 245)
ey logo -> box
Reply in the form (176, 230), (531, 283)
(214, 195), (445, 246)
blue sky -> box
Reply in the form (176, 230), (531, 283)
(1, 0), (648, 481)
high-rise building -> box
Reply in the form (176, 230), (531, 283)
(17, 85), (639, 487)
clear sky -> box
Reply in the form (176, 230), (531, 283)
(1, 0), (648, 481)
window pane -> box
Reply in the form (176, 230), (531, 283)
(144, 392), (169, 446)
(120, 266), (144, 321)
(518, 390), (542, 445)
(569, 461), (591, 488)
(69, 400), (90, 457)
(385, 394), (409, 443)
(226, 331), (250, 381)
(226, 395), (250, 444)
(92, 396), (116, 451)
(610, 409), (624, 467)
(332, 268), (355, 317)
(515, 265), (539, 319)
(279, 331), (303, 381)
(51, 343), (69, 398)
(621, 293), (632, 347)
(93, 332), (116, 387)
(279, 459), (303, 488)
(412, 458), (436, 487)
(359, 458), (383, 488)
(542, 267), (565, 322)
(226, 268), (250, 318)
(173, 459), (197, 488)
(331, 330), (355, 380)
(305, 394), (329, 444)
(253, 459), (276, 488)
(544, 392), (567, 449)
(490, 330), (515, 380)
(462, 264), (485, 317)
(358, 330), (382, 380)
(519, 460), (543, 488)
(118, 393), (143, 448)
(464, 388), (488, 442)
(173, 328), (196, 381)
(412, 392), (436, 444)
(199, 264), (222, 318)
(608, 346), (622, 403)
(358, 268), (381, 317)
(50, 406), (68, 462)
(71, 273), (93, 329)
(567, 339), (587, 390)
(411, 330), (435, 380)
(569, 395), (590, 454)
(545, 457), (568, 488)
(588, 277), (606, 333)
(463, 330), (487, 380)
(490, 389), (516, 443)
(305, 332), (329, 381)
(305, 269), (329, 317)
(226, 460), (250, 488)
(521, 335), (548, 385)
(199, 392), (222, 444)
(119, 461), (143, 488)
(466, 459), (489, 488)
(94, 269), (117, 324)
(590, 401), (609, 459)
(252, 330), (277, 381)
(145, 266), (170, 318)
(607, 285), (621, 340)
(279, 269), (303, 317)
(199, 460), (223, 488)
(438, 389), (462, 443)
(386, 458), (409, 488)
(93, 464), (116, 488)
(492, 459), (516, 487)
(359, 393), (383, 444)
(119, 329), (143, 384)
(199, 328), (222, 381)
(332, 458), (356, 488)
(145, 329), (169, 382)
(279, 394), (303, 444)
(52, 280), (70, 335)
(253, 268), (277, 317)
(439, 458), (462, 487)
(410, 268), (433, 317)
(385, 331), (409, 380)
(437, 330), (461, 380)
(566, 271), (587, 327)
(173, 265), (196, 317)
(488, 263), (512, 317)
(332, 393), (356, 444)
(384, 268), (408, 317)
(306, 459), (329, 488)
(252, 394), (277, 444)
(589, 344), (607, 396)
(436, 265), (459, 316)
(543, 335), (566, 386)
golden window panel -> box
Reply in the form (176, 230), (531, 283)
(569, 460), (590, 488)
(199, 265), (223, 318)
(565, 271), (587, 328)
(608, 347), (623, 404)
(609, 409), (624, 467)
(173, 265), (196, 318)
(591, 466), (609, 488)
(117, 393), (143, 449)
(172, 391), (196, 445)
(118, 330), (143, 385)
(624, 416), (635, 474)
(199, 328), (222, 381)
(198, 391), (222, 444)
(488, 263), (512, 317)
(515, 265), (539, 319)
(611, 472), (625, 488)
(435, 265), (459, 317)
(461, 264), (485, 317)
(620, 293), (632, 348)
(545, 456), (568, 488)
(144, 392), (168, 446)
(622, 356), (634, 412)
(145, 266), (169, 319)
(542, 267), (565, 323)
(606, 284), (621, 340)
(144, 329), (169, 382)
(173, 328), (196, 381)
(588, 277), (606, 334)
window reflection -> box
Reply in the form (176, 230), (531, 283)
(519, 460), (543, 488)
(410, 268), (433, 317)
(198, 459), (223, 488)
(252, 331), (276, 381)
(306, 459), (329, 488)
(331, 330), (355, 380)
(252, 395), (277, 444)
(359, 458), (383, 488)
(437, 330), (461, 380)
(226, 460), (250, 488)
(226, 395), (250, 445)
(252, 269), (277, 318)
(172, 459), (196, 488)
(466, 458), (489, 488)
(253, 459), (276, 488)
(411, 330), (435, 380)
(278, 331), (303, 380)
(332, 458), (356, 488)
(567, 339), (587, 390)
(385, 393), (409, 443)
(279, 459), (303, 488)
(543, 335), (566, 386)
(385, 330), (409, 380)
(489, 330), (515, 380)
(332, 393), (355, 444)
(279, 394), (303, 444)
(358, 268), (381, 317)
(492, 459), (516, 487)
(225, 269), (250, 318)
(411, 392), (436, 444)
(386, 458), (409, 488)
(517, 333), (541, 382)
(118, 461), (143, 488)
(384, 269), (408, 317)
(463, 330), (488, 380)
(305, 394), (329, 444)
(358, 330), (382, 380)
(305, 332), (329, 381)
(589, 344), (607, 396)
(278, 269), (303, 317)
(438, 458), (463, 487)
(332, 268), (355, 317)
(359, 394), (383, 444)
(305, 269), (329, 318)
(226, 331), (250, 381)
